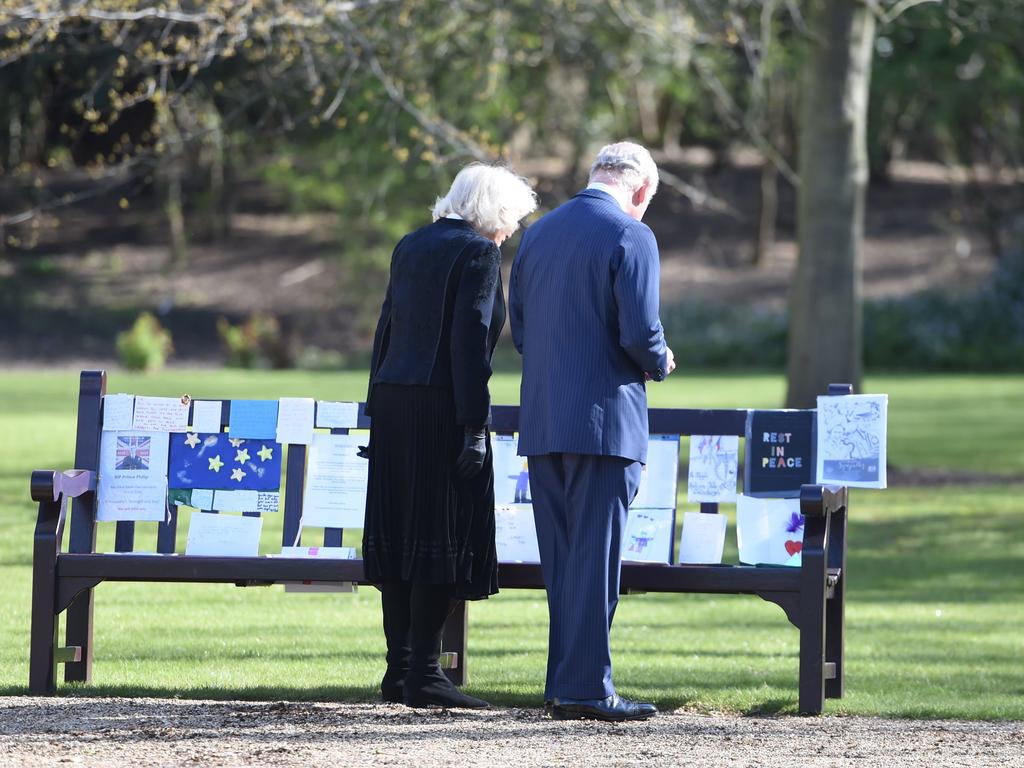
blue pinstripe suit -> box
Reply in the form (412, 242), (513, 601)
(509, 188), (669, 700)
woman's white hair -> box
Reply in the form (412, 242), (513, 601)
(589, 141), (659, 196)
(432, 163), (538, 236)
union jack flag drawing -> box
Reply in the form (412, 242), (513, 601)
(115, 436), (151, 471)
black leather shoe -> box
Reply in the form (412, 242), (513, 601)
(550, 694), (657, 722)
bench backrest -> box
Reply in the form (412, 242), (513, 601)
(67, 370), (847, 556)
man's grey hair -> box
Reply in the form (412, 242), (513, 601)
(589, 141), (659, 196)
(432, 163), (538, 236)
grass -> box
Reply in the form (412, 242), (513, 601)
(0, 368), (1022, 719)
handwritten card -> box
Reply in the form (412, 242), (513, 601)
(816, 394), (888, 489)
(133, 396), (189, 432)
(493, 435), (532, 505)
(621, 507), (674, 564)
(301, 433), (368, 528)
(102, 394), (135, 431)
(315, 401), (360, 429)
(495, 505), (541, 563)
(188, 488), (215, 510)
(185, 511), (263, 557)
(687, 435), (739, 503)
(191, 400), (223, 434)
(212, 489), (280, 513)
(678, 511), (728, 564)
(276, 397), (315, 445)
(97, 477), (167, 522)
(229, 400), (278, 439)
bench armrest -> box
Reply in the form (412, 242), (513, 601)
(31, 469), (96, 503)
(800, 483), (847, 519)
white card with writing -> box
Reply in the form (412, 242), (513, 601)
(301, 433), (368, 528)
(276, 397), (316, 445)
(212, 489), (280, 513)
(736, 495), (804, 567)
(191, 400), (223, 434)
(315, 401), (360, 429)
(678, 511), (728, 564)
(96, 477), (167, 522)
(102, 394), (135, 431)
(687, 435), (739, 503)
(185, 511), (263, 557)
(495, 505), (541, 563)
(100, 430), (170, 481)
(279, 546), (358, 559)
(132, 396), (190, 432)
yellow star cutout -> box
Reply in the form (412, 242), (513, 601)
(228, 438), (244, 447)
(208, 454), (224, 472)
(184, 433), (201, 449)
(230, 467), (246, 482)
(257, 445), (274, 462)
(235, 448), (250, 463)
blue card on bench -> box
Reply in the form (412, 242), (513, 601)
(168, 433), (282, 491)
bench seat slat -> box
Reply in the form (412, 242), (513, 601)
(56, 554), (802, 594)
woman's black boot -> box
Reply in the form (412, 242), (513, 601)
(379, 582), (412, 703)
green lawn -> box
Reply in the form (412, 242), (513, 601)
(1, 368), (1022, 718)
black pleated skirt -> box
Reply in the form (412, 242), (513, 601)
(362, 384), (498, 600)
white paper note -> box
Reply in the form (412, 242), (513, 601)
(189, 489), (215, 510)
(687, 435), (739, 503)
(315, 401), (360, 429)
(96, 477), (168, 522)
(495, 505), (541, 563)
(816, 394), (888, 489)
(211, 489), (279, 513)
(191, 400), (223, 434)
(301, 433), (368, 528)
(736, 495), (804, 566)
(185, 512), (263, 557)
(632, 435), (680, 509)
(621, 507), (675, 564)
(100, 430), (170, 480)
(102, 394), (135, 431)
(133, 396), (190, 432)
(276, 397), (316, 445)
(678, 511), (728, 564)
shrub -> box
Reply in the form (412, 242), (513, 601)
(217, 313), (294, 369)
(116, 312), (173, 372)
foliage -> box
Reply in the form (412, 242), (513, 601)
(115, 311), (173, 371)
(216, 313), (292, 369)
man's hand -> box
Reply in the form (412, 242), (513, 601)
(665, 346), (676, 376)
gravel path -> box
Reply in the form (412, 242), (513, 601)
(1, 698), (1021, 767)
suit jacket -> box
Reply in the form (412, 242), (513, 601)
(509, 189), (668, 463)
(366, 217), (505, 426)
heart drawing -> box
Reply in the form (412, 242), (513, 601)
(784, 540), (802, 556)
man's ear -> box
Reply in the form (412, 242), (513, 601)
(631, 182), (650, 208)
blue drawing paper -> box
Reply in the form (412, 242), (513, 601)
(168, 432), (282, 491)
(228, 399), (279, 439)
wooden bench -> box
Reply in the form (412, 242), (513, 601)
(30, 370), (850, 714)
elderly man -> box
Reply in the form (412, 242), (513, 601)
(509, 142), (675, 721)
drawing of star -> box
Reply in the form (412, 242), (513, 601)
(208, 454), (224, 472)
(228, 438), (244, 447)
(230, 467), (246, 482)
(184, 433), (201, 449)
(235, 448), (250, 463)
(257, 444), (274, 461)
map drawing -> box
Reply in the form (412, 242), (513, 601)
(816, 394), (888, 489)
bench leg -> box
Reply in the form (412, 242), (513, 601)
(798, 516), (828, 715)
(825, 508), (847, 700)
(29, 557), (59, 695)
(63, 589), (94, 684)
(441, 600), (468, 686)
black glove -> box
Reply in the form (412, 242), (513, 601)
(455, 426), (487, 479)
(357, 433), (372, 460)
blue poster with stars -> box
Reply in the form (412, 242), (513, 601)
(168, 433), (282, 491)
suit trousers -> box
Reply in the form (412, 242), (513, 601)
(527, 452), (642, 700)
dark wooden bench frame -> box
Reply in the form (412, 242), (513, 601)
(30, 370), (850, 714)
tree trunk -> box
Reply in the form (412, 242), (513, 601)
(785, 0), (874, 407)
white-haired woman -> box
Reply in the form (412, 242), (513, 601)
(362, 164), (537, 709)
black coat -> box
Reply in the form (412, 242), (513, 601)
(366, 218), (506, 426)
